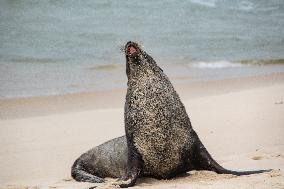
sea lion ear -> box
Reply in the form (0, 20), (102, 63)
(143, 52), (154, 63)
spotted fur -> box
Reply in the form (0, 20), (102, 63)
(120, 41), (271, 187)
(124, 42), (194, 179)
(71, 41), (271, 187)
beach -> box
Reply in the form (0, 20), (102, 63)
(1, 72), (283, 189)
(1, 0), (284, 188)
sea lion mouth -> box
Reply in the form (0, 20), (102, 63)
(125, 41), (140, 57)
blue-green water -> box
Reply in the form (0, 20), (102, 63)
(1, 0), (284, 98)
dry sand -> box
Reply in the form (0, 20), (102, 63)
(0, 73), (284, 189)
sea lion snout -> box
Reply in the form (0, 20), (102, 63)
(125, 41), (141, 57)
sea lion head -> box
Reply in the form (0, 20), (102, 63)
(124, 41), (158, 79)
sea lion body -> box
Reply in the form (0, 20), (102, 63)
(71, 41), (271, 187)
(120, 41), (271, 187)
(124, 58), (193, 178)
(71, 136), (127, 183)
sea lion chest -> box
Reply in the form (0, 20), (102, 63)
(125, 72), (191, 178)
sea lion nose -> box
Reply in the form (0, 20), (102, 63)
(126, 41), (133, 46)
(125, 41), (139, 49)
(125, 41), (135, 48)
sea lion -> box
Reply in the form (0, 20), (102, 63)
(117, 41), (271, 187)
(71, 41), (271, 187)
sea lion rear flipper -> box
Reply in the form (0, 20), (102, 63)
(71, 159), (105, 183)
(192, 131), (272, 176)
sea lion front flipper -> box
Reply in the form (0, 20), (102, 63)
(114, 168), (140, 188)
(113, 155), (142, 188)
(114, 137), (143, 188)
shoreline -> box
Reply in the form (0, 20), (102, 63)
(1, 72), (284, 119)
(1, 62), (284, 101)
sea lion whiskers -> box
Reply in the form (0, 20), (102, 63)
(119, 44), (126, 53)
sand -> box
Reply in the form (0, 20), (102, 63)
(0, 73), (284, 189)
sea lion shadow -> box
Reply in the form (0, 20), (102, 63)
(135, 172), (191, 186)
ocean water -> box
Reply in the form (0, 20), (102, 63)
(0, 0), (284, 98)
